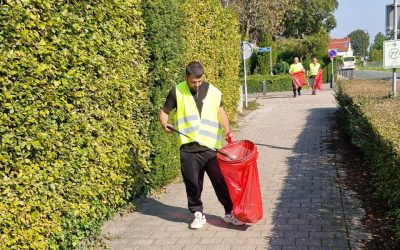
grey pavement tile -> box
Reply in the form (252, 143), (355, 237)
(198, 237), (224, 244)
(269, 237), (296, 246)
(153, 237), (178, 245)
(281, 246), (308, 250)
(175, 237), (201, 245)
(127, 238), (154, 246)
(295, 237), (322, 247)
(138, 246), (184, 250)
(284, 230), (309, 238)
(231, 246), (261, 250)
(246, 237), (269, 245)
(207, 245), (232, 250)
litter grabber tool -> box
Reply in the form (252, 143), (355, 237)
(166, 125), (235, 160)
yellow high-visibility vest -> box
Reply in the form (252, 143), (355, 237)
(175, 81), (222, 149)
(309, 63), (321, 76)
(289, 63), (304, 73)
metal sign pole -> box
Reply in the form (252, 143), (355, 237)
(394, 0), (398, 97)
(331, 58), (334, 88)
(243, 57), (248, 107)
(269, 49), (273, 75)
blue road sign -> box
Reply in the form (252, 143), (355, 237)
(258, 47), (271, 53)
(328, 49), (337, 58)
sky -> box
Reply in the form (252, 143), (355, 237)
(330, 0), (393, 46)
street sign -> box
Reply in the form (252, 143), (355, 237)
(241, 42), (253, 60)
(328, 49), (337, 58)
(386, 4), (400, 36)
(384, 40), (400, 68)
(258, 47), (271, 53)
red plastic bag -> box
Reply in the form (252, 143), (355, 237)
(217, 140), (263, 223)
(315, 69), (323, 90)
(292, 71), (306, 89)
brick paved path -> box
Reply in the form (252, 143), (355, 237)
(98, 87), (370, 249)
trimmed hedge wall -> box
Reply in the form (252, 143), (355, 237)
(142, 0), (183, 193)
(1, 0), (243, 248)
(0, 1), (149, 248)
(336, 79), (400, 238)
(181, 0), (241, 121)
(243, 74), (293, 94)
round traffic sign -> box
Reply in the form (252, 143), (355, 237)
(328, 49), (337, 58)
(241, 42), (253, 60)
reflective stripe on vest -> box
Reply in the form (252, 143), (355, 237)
(309, 63), (320, 76)
(175, 81), (222, 149)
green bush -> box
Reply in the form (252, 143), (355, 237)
(142, 0), (183, 193)
(242, 74), (293, 93)
(0, 1), (149, 248)
(180, 0), (241, 121)
(273, 61), (289, 75)
(336, 79), (400, 238)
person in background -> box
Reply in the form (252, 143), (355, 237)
(289, 57), (305, 98)
(307, 57), (321, 95)
(159, 61), (244, 229)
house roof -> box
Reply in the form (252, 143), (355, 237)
(328, 38), (351, 52)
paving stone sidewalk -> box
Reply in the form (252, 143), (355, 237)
(98, 87), (370, 249)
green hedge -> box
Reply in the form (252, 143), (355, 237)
(242, 74), (293, 94)
(142, 0), (183, 193)
(0, 0), (244, 248)
(0, 1), (149, 248)
(181, 0), (241, 121)
(336, 79), (400, 238)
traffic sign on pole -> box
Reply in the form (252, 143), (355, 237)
(258, 47), (271, 53)
(328, 49), (337, 59)
(241, 42), (253, 60)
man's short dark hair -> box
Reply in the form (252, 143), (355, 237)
(186, 61), (204, 78)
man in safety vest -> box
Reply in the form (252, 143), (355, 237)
(289, 57), (305, 98)
(307, 57), (321, 95)
(159, 61), (244, 229)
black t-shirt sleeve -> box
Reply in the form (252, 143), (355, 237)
(163, 88), (176, 112)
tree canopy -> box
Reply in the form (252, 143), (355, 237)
(228, 0), (290, 41)
(281, 0), (338, 38)
(371, 32), (386, 51)
(348, 29), (370, 57)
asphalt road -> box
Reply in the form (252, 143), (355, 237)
(352, 69), (393, 80)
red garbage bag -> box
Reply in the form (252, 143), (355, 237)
(217, 140), (263, 223)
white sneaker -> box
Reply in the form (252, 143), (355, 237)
(190, 211), (206, 229)
(223, 213), (245, 226)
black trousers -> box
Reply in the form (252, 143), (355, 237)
(180, 150), (233, 214)
(292, 82), (301, 96)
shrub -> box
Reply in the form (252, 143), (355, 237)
(142, 0), (183, 193)
(273, 61), (290, 75)
(242, 74), (293, 93)
(336, 79), (400, 238)
(180, 0), (241, 121)
(0, 1), (149, 248)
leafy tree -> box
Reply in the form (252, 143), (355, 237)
(371, 32), (386, 51)
(281, 0), (338, 38)
(348, 29), (370, 57)
(229, 0), (290, 41)
(369, 48), (383, 62)
(276, 28), (329, 63)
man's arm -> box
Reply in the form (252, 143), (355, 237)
(159, 108), (172, 133)
(217, 107), (231, 133)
